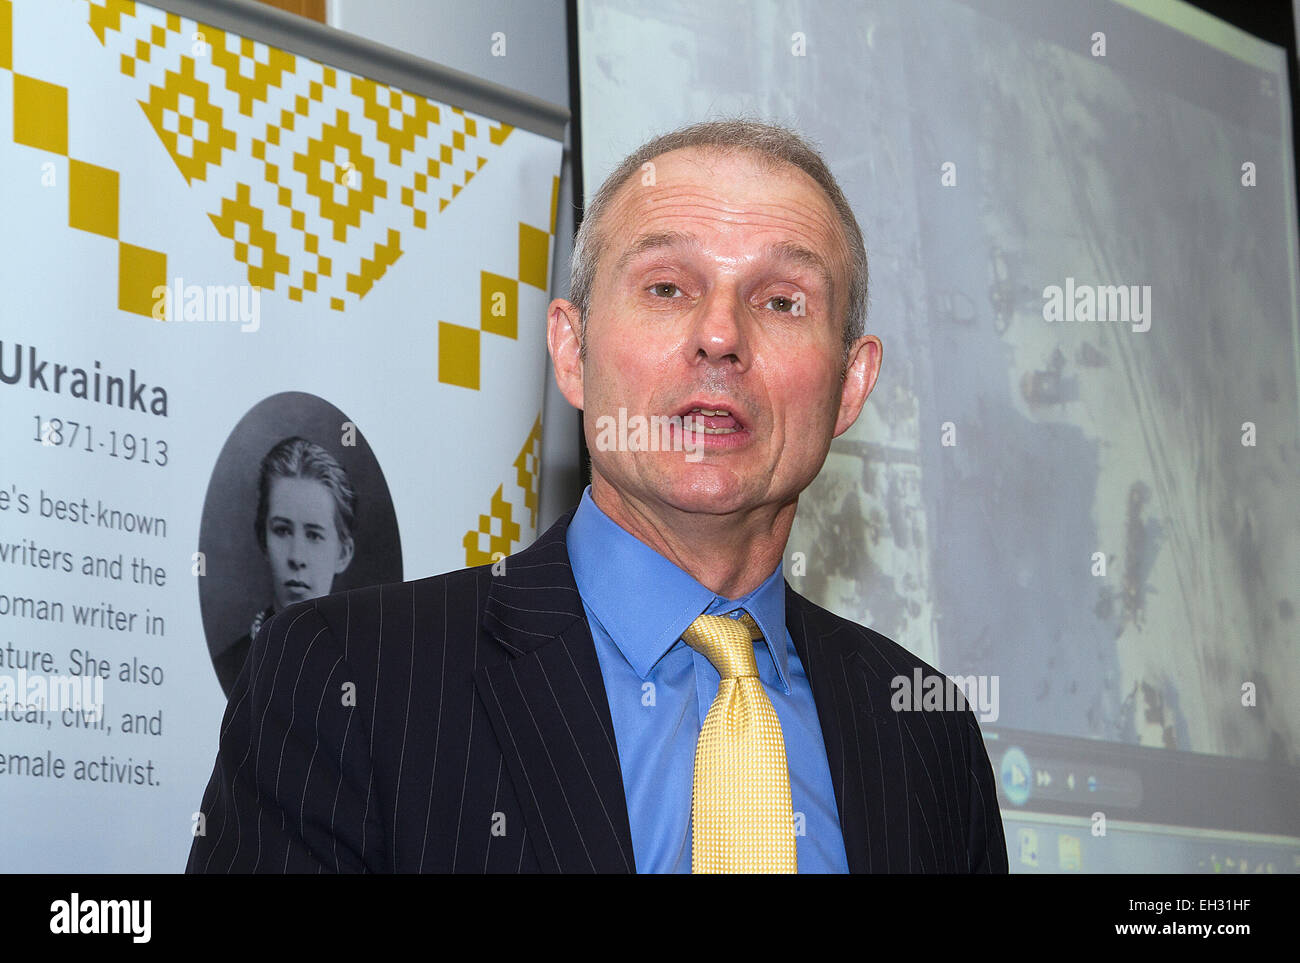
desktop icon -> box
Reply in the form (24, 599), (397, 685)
(1058, 833), (1082, 871)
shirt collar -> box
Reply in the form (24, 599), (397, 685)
(566, 486), (791, 692)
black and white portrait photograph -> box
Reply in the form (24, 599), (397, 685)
(197, 391), (402, 696)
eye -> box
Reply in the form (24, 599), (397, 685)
(308, 530), (324, 542)
(649, 282), (681, 298)
(766, 295), (796, 313)
(272, 523), (291, 537)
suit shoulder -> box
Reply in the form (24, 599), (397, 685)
(301, 563), (489, 624)
(253, 564), (496, 670)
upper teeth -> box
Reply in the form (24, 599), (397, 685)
(690, 408), (729, 416)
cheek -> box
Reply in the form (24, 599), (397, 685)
(585, 354), (644, 412)
(769, 354), (839, 426)
(589, 311), (671, 379)
(266, 545), (288, 573)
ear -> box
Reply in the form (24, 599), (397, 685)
(547, 297), (585, 411)
(832, 334), (882, 438)
(334, 536), (355, 575)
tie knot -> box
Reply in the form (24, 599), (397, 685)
(682, 611), (762, 679)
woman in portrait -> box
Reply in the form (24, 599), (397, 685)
(214, 436), (357, 696)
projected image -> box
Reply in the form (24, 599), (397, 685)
(580, 0), (1300, 870)
(894, 1), (1298, 766)
(198, 392), (403, 696)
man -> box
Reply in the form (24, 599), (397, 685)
(187, 120), (1007, 873)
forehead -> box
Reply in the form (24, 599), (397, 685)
(268, 476), (333, 514)
(602, 146), (846, 264)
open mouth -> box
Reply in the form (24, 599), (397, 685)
(676, 403), (746, 435)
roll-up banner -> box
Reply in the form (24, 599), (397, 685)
(0, 0), (566, 871)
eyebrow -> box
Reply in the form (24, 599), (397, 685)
(614, 231), (834, 293)
(613, 230), (698, 275)
(269, 516), (327, 531)
(763, 239), (835, 294)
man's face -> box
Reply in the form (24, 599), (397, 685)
(551, 146), (880, 521)
(264, 476), (353, 611)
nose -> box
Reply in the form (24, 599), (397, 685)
(687, 287), (748, 368)
(287, 538), (305, 570)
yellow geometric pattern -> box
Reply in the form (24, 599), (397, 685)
(207, 182), (291, 289)
(462, 485), (522, 566)
(518, 222), (550, 289)
(69, 159), (119, 238)
(480, 271), (517, 338)
(3, 0), (167, 319)
(136, 53), (237, 184)
(438, 319), (479, 390)
(512, 413), (542, 530)
(291, 109), (386, 242)
(206, 25), (295, 117)
(437, 175), (560, 389)
(86, 0), (517, 313)
(118, 241), (166, 316)
(353, 74), (441, 165)
(13, 72), (66, 153)
(0, 0), (9, 70)
(463, 413), (543, 563)
(87, 0), (136, 45)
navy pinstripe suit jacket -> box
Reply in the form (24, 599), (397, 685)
(187, 508), (1008, 873)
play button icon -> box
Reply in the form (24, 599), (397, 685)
(1001, 747), (1032, 806)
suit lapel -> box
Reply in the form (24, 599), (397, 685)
(474, 511), (636, 873)
(786, 583), (909, 872)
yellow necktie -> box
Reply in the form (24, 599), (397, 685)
(683, 611), (797, 873)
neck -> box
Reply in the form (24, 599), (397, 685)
(589, 472), (796, 599)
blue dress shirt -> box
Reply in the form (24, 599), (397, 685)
(566, 486), (850, 873)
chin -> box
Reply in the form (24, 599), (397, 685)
(654, 465), (752, 515)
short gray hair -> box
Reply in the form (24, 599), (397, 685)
(570, 119), (868, 364)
